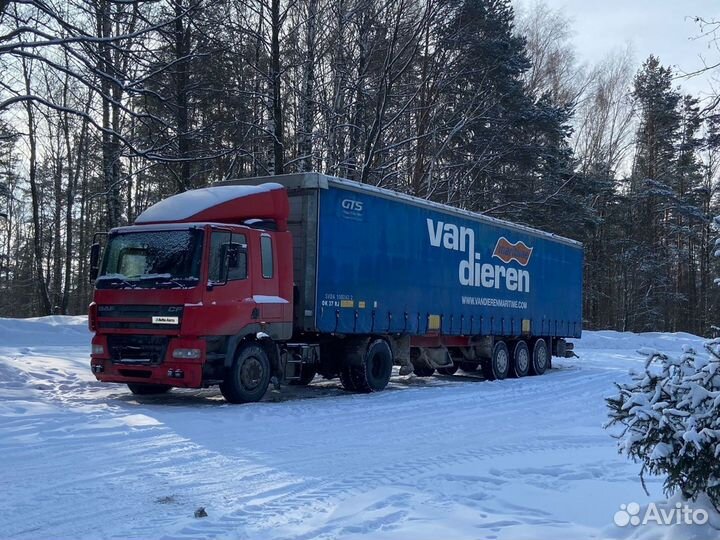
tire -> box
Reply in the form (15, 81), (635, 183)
(510, 340), (530, 378)
(413, 365), (435, 377)
(318, 342), (340, 379)
(437, 364), (459, 376)
(340, 338), (393, 393)
(482, 341), (510, 381)
(459, 361), (478, 373)
(127, 383), (171, 395)
(530, 338), (549, 376)
(220, 343), (271, 403)
(289, 366), (317, 386)
(338, 364), (357, 391)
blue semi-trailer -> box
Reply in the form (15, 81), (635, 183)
(89, 171), (583, 403)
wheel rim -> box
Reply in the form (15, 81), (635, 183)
(536, 345), (548, 370)
(496, 349), (508, 374)
(517, 348), (529, 372)
(240, 356), (264, 390)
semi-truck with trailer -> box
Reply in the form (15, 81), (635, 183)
(89, 172), (583, 403)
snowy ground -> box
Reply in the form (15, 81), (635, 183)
(1, 317), (718, 539)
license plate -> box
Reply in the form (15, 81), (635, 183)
(152, 316), (178, 325)
(116, 358), (151, 364)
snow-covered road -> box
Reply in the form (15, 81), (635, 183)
(0, 317), (715, 539)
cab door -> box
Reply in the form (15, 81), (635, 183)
(203, 228), (253, 336)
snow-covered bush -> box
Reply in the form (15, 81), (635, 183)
(606, 340), (720, 510)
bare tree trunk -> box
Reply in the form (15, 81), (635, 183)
(412, 21), (431, 196)
(327, 0), (348, 174)
(271, 0), (284, 174)
(297, 0), (318, 172)
(61, 101), (90, 314)
(22, 60), (52, 315)
(97, 0), (121, 229)
(347, 10), (371, 181)
(76, 164), (90, 313)
(174, 0), (192, 190)
(51, 154), (63, 312)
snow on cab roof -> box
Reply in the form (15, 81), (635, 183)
(135, 183), (284, 224)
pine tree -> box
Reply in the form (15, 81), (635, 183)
(606, 343), (720, 509)
(625, 56), (681, 331)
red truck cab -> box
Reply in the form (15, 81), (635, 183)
(89, 184), (295, 401)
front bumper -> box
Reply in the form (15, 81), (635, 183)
(90, 334), (205, 388)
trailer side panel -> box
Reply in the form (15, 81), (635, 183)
(315, 182), (582, 338)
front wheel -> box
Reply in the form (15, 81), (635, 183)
(127, 383), (171, 395)
(220, 343), (271, 403)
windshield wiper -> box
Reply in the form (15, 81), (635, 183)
(97, 276), (137, 289)
(135, 275), (198, 289)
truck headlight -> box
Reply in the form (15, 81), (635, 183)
(172, 348), (201, 359)
(92, 344), (105, 355)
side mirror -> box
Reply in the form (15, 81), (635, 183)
(89, 243), (101, 282)
(219, 243), (239, 283)
(226, 244), (240, 269)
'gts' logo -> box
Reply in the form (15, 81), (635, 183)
(339, 198), (365, 221)
(341, 199), (363, 212)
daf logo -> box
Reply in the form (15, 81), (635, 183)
(341, 199), (363, 212)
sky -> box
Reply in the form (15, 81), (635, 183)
(514, 0), (720, 99)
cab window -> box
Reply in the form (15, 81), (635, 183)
(209, 231), (247, 282)
(261, 235), (273, 278)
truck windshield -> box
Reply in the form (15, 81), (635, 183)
(96, 229), (203, 289)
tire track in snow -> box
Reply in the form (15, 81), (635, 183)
(2, 344), (620, 540)
(158, 369), (616, 538)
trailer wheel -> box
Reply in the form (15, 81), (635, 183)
(510, 340), (530, 378)
(437, 364), (459, 376)
(483, 341), (510, 380)
(413, 365), (435, 377)
(530, 338), (549, 376)
(459, 361), (478, 373)
(220, 343), (271, 403)
(340, 338), (393, 393)
(127, 383), (171, 395)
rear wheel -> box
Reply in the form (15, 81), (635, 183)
(220, 343), (271, 403)
(127, 383), (171, 395)
(482, 341), (510, 381)
(530, 338), (549, 376)
(510, 340), (530, 378)
(340, 338), (393, 393)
